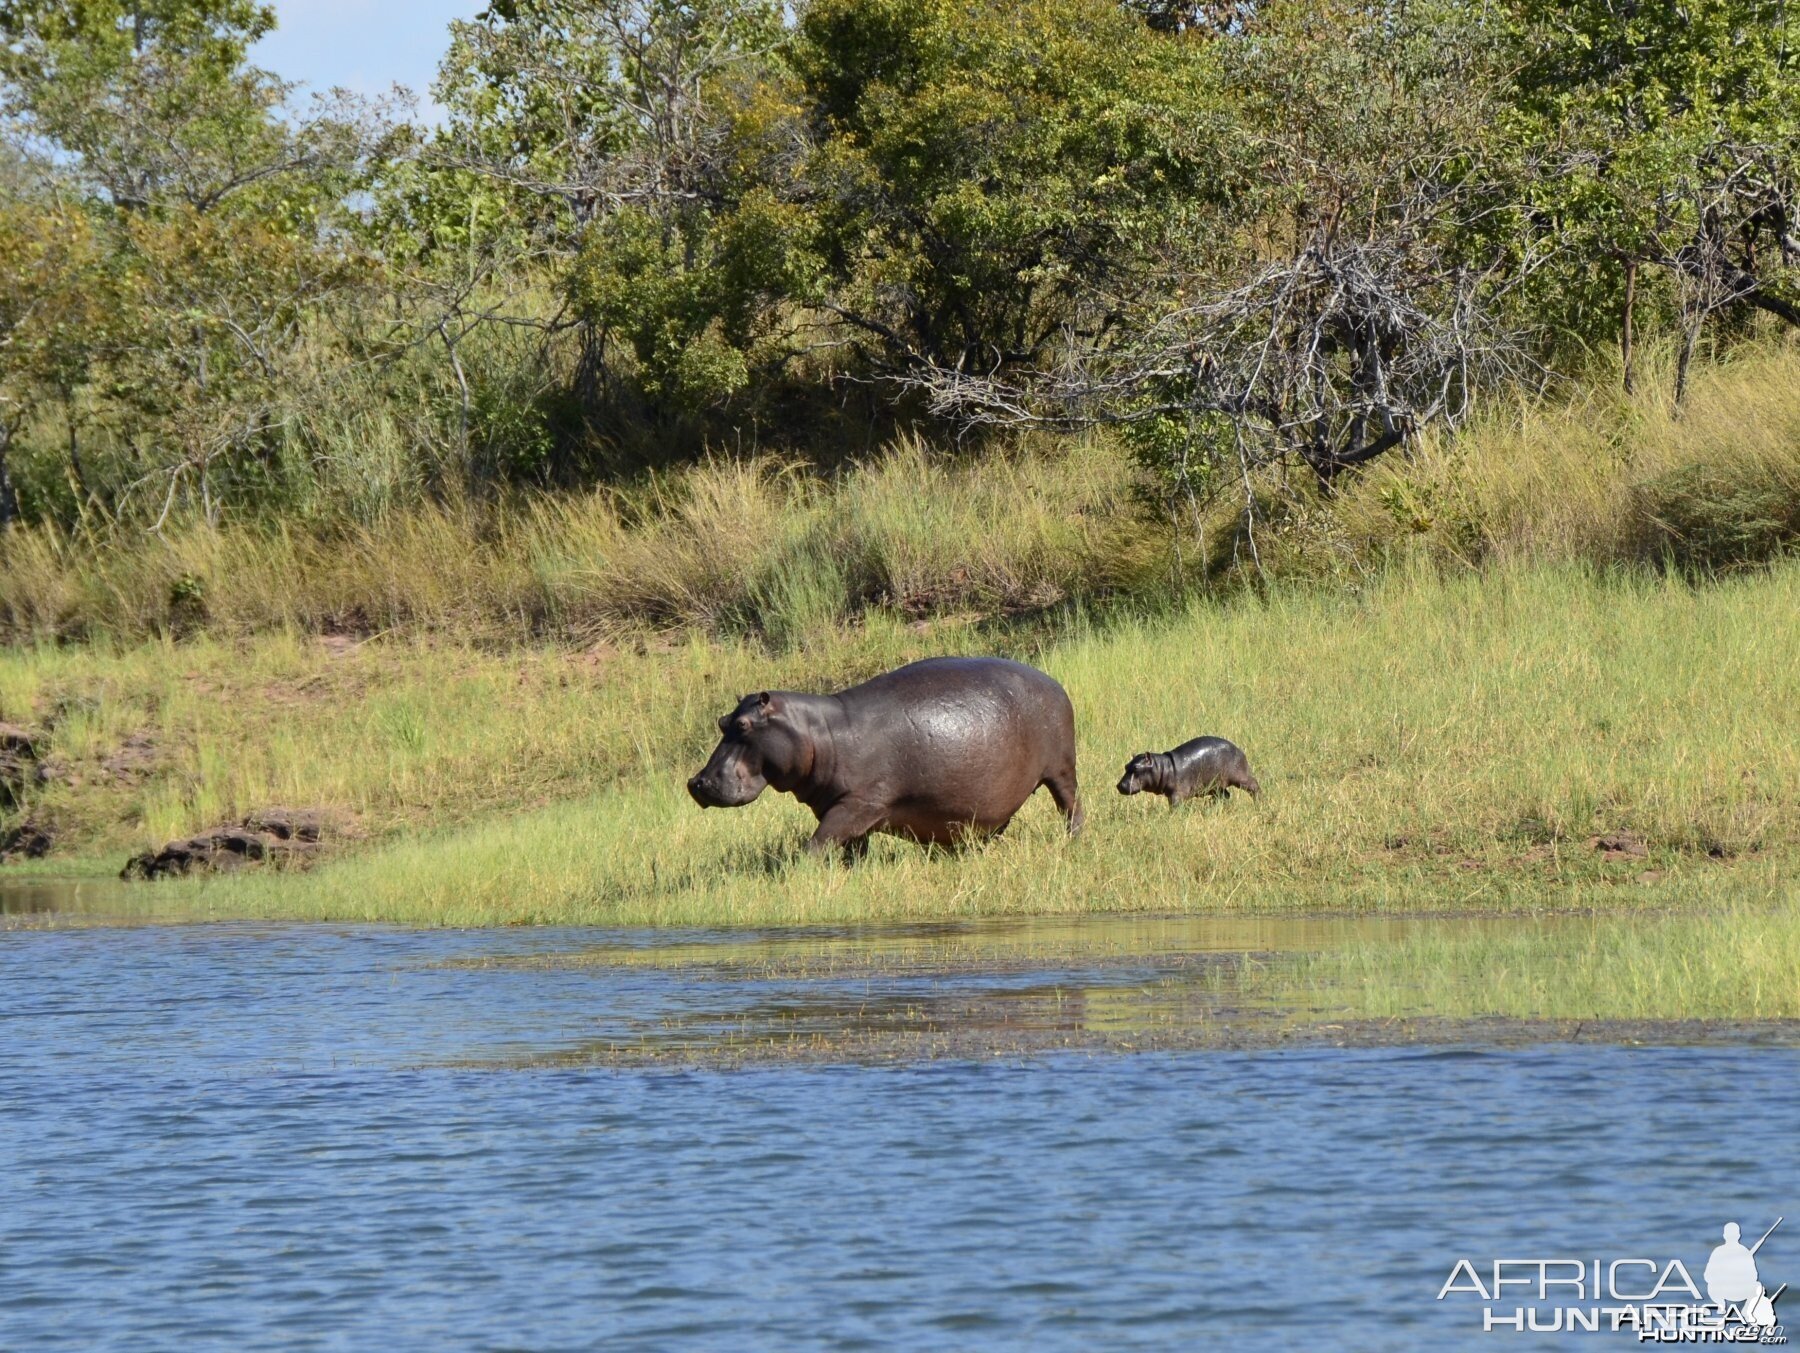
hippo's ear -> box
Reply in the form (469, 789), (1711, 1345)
(757, 691), (772, 707)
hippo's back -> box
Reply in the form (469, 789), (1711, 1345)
(842, 656), (1067, 708)
(832, 657), (1077, 835)
(1173, 735), (1241, 762)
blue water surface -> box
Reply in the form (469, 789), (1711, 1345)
(2, 921), (1795, 1350)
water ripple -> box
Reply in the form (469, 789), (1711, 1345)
(2, 921), (1797, 1350)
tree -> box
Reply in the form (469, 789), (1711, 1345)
(0, 0), (391, 525)
(911, 0), (1543, 561)
(0, 0), (285, 210)
(426, 0), (797, 433)
(1496, 0), (1800, 394)
(791, 0), (1244, 376)
(0, 167), (124, 524)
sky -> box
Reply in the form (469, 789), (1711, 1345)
(250, 0), (482, 117)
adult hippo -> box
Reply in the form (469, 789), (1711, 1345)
(687, 657), (1083, 856)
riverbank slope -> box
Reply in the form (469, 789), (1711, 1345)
(6, 560), (1794, 927)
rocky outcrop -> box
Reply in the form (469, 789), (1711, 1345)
(0, 816), (53, 860)
(0, 723), (43, 810)
(121, 807), (336, 880)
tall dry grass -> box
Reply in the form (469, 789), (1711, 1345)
(0, 434), (1146, 644)
(3, 344), (1799, 646)
(1302, 342), (1800, 575)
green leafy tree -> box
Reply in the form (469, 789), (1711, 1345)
(791, 0), (1244, 374)
(0, 0), (286, 210)
(0, 179), (112, 524)
(1, 0), (388, 525)
(1496, 0), (1800, 392)
(426, 0), (799, 433)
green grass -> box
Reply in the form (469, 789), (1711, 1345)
(38, 561), (1778, 943)
(0, 611), (1060, 855)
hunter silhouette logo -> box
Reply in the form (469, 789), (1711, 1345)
(1706, 1220), (1784, 1332)
(1437, 1215), (1789, 1340)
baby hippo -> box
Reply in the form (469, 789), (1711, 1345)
(1117, 736), (1260, 807)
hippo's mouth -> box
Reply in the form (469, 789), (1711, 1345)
(687, 773), (766, 809)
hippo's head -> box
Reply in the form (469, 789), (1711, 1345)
(1116, 753), (1159, 796)
(687, 691), (813, 809)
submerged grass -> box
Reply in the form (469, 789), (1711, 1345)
(1256, 883), (1800, 1022)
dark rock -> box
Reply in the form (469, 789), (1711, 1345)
(121, 809), (334, 880)
(0, 723), (44, 810)
(1588, 832), (1649, 861)
(0, 817), (54, 860)
(0, 723), (38, 756)
(241, 807), (327, 843)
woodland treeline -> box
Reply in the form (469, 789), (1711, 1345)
(1, 0), (1796, 532)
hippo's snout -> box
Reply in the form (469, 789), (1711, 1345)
(686, 757), (766, 808)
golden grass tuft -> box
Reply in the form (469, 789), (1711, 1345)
(5, 344), (1800, 646)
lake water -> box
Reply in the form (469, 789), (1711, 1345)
(4, 889), (1797, 1349)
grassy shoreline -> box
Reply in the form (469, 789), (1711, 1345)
(4, 351), (1799, 1028)
(5, 561), (1791, 933)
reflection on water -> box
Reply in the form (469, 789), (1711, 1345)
(444, 910), (1592, 1062)
(464, 910), (1508, 974)
(5, 894), (1799, 1348)
(0, 875), (133, 918)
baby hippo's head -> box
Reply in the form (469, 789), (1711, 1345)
(1116, 753), (1161, 797)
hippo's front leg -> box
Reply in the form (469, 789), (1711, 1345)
(805, 799), (884, 859)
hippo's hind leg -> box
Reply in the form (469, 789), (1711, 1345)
(1042, 769), (1084, 838)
